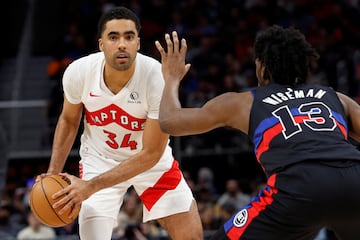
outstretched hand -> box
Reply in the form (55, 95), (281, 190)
(155, 31), (191, 84)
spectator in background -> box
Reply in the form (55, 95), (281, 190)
(0, 204), (22, 238)
(54, 217), (79, 238)
(16, 209), (56, 240)
(112, 188), (143, 239)
(182, 170), (196, 192)
(216, 179), (251, 211)
(194, 167), (218, 204)
(112, 188), (165, 240)
(198, 202), (221, 232)
(217, 201), (237, 225)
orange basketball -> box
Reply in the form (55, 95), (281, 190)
(29, 175), (80, 227)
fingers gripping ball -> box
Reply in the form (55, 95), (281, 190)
(29, 175), (80, 227)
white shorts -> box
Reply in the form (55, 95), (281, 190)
(78, 146), (194, 225)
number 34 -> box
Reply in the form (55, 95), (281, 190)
(103, 130), (137, 150)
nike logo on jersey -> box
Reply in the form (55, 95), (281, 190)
(89, 91), (100, 97)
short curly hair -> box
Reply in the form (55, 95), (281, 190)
(254, 25), (319, 86)
(97, 6), (141, 39)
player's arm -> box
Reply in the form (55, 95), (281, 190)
(53, 118), (169, 214)
(337, 92), (360, 142)
(160, 88), (251, 136)
(155, 31), (251, 136)
(47, 97), (83, 174)
(90, 118), (170, 188)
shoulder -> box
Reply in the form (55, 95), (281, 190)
(68, 52), (104, 69)
(135, 53), (163, 85)
(137, 52), (160, 64)
(64, 52), (104, 78)
(336, 92), (356, 115)
(136, 52), (161, 71)
(215, 91), (253, 105)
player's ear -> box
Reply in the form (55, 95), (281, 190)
(137, 37), (140, 51)
(98, 39), (104, 51)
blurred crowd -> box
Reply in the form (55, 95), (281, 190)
(1, 0), (360, 239)
(46, 0), (360, 150)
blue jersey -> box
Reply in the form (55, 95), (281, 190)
(249, 83), (360, 177)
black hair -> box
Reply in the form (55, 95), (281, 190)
(97, 6), (141, 39)
(254, 25), (319, 86)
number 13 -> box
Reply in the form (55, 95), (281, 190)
(272, 102), (337, 139)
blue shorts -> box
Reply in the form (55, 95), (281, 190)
(211, 160), (360, 240)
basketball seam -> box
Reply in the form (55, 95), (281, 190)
(29, 190), (50, 226)
(52, 176), (78, 221)
(41, 176), (69, 226)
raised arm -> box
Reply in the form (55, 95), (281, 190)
(155, 31), (252, 136)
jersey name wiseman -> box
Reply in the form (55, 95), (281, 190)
(262, 88), (327, 105)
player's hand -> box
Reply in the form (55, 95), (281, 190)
(51, 173), (92, 218)
(155, 31), (191, 84)
(34, 173), (53, 183)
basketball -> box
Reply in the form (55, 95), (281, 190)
(29, 175), (80, 227)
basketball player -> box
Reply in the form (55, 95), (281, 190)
(40, 7), (202, 240)
(155, 27), (360, 239)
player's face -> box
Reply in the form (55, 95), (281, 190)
(98, 19), (140, 71)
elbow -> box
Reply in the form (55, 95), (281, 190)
(159, 109), (189, 136)
(159, 118), (174, 134)
(159, 120), (189, 136)
(159, 117), (184, 136)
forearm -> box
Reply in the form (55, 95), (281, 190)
(48, 116), (80, 174)
(87, 118), (169, 194)
(89, 150), (160, 192)
(159, 83), (184, 134)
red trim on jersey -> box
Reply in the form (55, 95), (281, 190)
(139, 160), (182, 211)
(256, 123), (283, 161)
(226, 174), (278, 239)
(255, 115), (347, 161)
(336, 121), (347, 138)
(79, 162), (83, 179)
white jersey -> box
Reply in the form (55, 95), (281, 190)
(62, 51), (173, 162)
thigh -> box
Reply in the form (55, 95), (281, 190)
(79, 184), (128, 229)
(78, 184), (128, 240)
(79, 153), (129, 226)
(132, 160), (195, 222)
(157, 200), (203, 240)
(79, 216), (115, 240)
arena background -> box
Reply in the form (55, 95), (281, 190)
(0, 1), (359, 239)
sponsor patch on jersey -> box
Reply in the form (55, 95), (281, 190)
(128, 91), (141, 104)
(233, 209), (248, 228)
